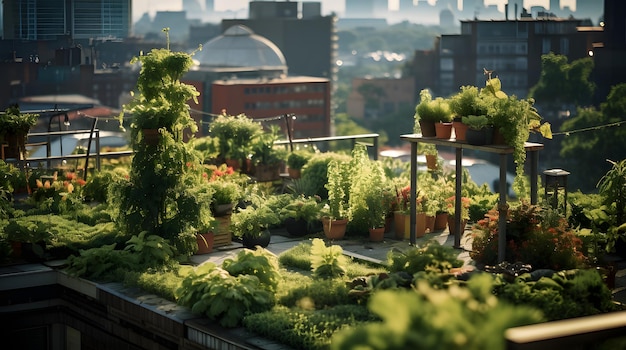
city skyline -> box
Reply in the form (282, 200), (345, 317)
(132, 0), (577, 21)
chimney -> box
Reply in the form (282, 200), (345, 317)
(505, 4), (508, 20)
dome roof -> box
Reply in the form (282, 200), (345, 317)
(194, 25), (287, 70)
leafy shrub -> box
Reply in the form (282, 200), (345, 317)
(175, 262), (274, 327)
(124, 231), (175, 266)
(300, 152), (350, 199)
(310, 238), (348, 279)
(468, 192), (498, 222)
(330, 274), (543, 350)
(494, 268), (618, 321)
(65, 243), (135, 281)
(222, 248), (280, 292)
(243, 304), (374, 350)
(279, 278), (352, 309)
(471, 203), (587, 270)
(124, 267), (184, 301)
(387, 240), (463, 275)
(82, 170), (120, 202)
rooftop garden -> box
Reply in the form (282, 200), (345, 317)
(1, 40), (625, 349)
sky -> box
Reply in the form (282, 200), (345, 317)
(132, 0), (577, 22)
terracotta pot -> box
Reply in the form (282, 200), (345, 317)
(419, 120), (436, 137)
(225, 158), (241, 171)
(435, 122), (453, 139)
(425, 154), (438, 170)
(404, 212), (427, 238)
(287, 167), (301, 179)
(425, 215), (435, 233)
(369, 227), (385, 242)
(196, 232), (215, 254)
(393, 211), (407, 239)
(255, 163), (281, 182)
(322, 217), (348, 240)
(452, 121), (468, 141)
(434, 212), (449, 231)
(447, 216), (468, 236)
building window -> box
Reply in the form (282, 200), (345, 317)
(542, 38), (551, 54)
(440, 58), (454, 72)
(560, 38), (569, 55)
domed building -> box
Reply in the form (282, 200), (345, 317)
(193, 25), (287, 77)
(185, 25), (331, 138)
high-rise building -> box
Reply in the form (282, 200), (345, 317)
(346, 0), (388, 18)
(205, 0), (214, 12)
(2, 0), (131, 40)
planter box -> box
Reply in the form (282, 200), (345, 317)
(213, 215), (232, 247)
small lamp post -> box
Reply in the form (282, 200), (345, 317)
(544, 169), (570, 213)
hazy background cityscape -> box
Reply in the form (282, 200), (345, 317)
(133, 0), (578, 20)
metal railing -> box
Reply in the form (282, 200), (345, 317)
(20, 132), (380, 171)
(275, 133), (380, 160)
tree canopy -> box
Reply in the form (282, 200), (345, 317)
(560, 83), (626, 192)
(528, 52), (595, 107)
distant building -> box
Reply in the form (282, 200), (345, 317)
(346, 77), (415, 120)
(592, 0), (626, 103)
(185, 25), (331, 138)
(420, 17), (604, 99)
(2, 0), (131, 40)
(345, 0), (388, 19)
(222, 1), (337, 83)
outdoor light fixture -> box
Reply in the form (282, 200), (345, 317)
(63, 113), (70, 127)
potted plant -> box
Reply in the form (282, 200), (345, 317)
(414, 89), (452, 137)
(0, 105), (39, 159)
(209, 113), (262, 172)
(445, 195), (471, 235)
(449, 86), (490, 142)
(196, 219), (218, 255)
(286, 150), (312, 179)
(229, 202), (280, 249)
(207, 180), (242, 216)
(420, 143), (439, 170)
(118, 28), (199, 145)
(393, 185), (411, 239)
(110, 28), (213, 256)
(251, 126), (287, 182)
(322, 158), (351, 239)
(279, 195), (322, 236)
(361, 170), (392, 242)
(462, 115), (493, 145)
(483, 77), (552, 194)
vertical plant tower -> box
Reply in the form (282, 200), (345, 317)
(113, 29), (214, 256)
